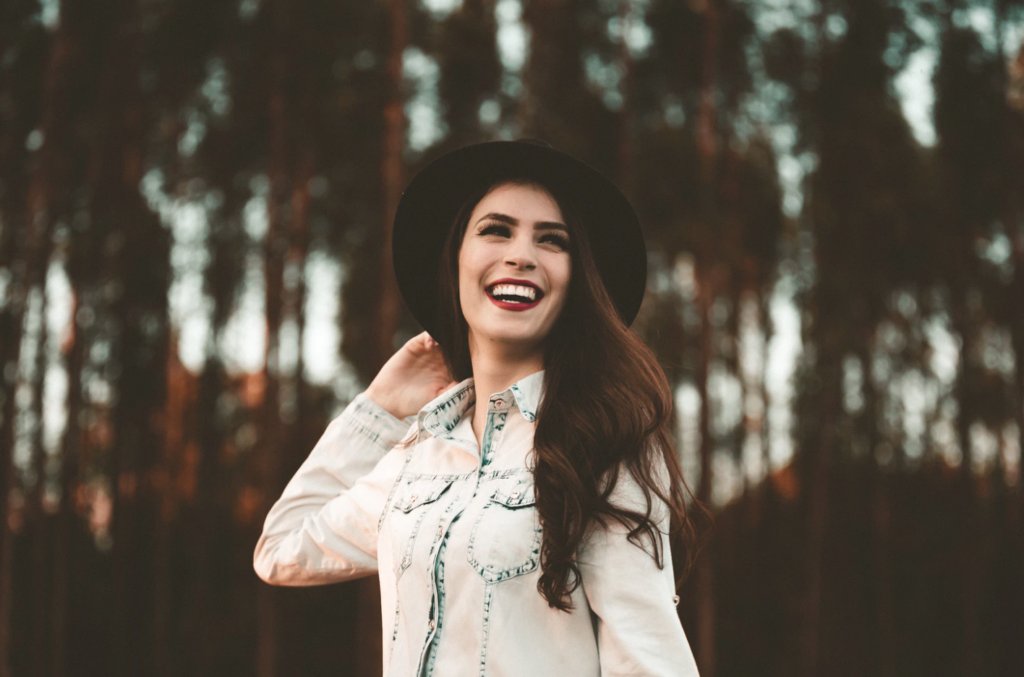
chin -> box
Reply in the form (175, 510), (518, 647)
(488, 326), (538, 340)
(480, 324), (546, 344)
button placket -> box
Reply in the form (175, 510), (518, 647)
(479, 407), (509, 470)
(420, 463), (484, 675)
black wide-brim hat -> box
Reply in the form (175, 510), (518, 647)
(392, 139), (647, 341)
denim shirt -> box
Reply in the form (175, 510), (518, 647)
(254, 369), (700, 677)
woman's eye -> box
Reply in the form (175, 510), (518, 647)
(480, 224), (510, 236)
(480, 224), (569, 250)
(543, 234), (570, 249)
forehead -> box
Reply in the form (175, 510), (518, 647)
(470, 182), (564, 222)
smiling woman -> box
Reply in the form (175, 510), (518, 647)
(254, 139), (709, 677)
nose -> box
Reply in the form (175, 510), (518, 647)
(504, 234), (537, 270)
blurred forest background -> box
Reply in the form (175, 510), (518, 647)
(1, 0), (1024, 675)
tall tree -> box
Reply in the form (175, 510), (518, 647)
(932, 10), (1024, 675)
(797, 1), (926, 674)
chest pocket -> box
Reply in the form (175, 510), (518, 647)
(468, 475), (542, 583)
(388, 476), (454, 579)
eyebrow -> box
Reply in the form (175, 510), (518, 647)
(476, 212), (569, 233)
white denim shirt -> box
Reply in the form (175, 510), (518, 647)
(254, 369), (700, 677)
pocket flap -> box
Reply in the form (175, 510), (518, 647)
(394, 478), (453, 513)
(489, 477), (536, 508)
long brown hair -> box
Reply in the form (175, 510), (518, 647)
(432, 175), (712, 611)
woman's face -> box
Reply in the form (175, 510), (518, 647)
(458, 182), (572, 355)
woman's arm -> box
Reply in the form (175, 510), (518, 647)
(577, 465), (701, 677)
(252, 391), (416, 586)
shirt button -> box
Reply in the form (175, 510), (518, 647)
(672, 595), (681, 607)
(428, 619), (436, 630)
(493, 398), (505, 408)
(409, 493), (418, 502)
(510, 489), (521, 498)
(436, 526), (444, 538)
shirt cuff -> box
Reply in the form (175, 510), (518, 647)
(339, 391), (415, 451)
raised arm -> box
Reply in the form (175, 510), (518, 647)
(252, 391), (415, 586)
(577, 464), (701, 677)
(254, 331), (458, 586)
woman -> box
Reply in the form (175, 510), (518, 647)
(254, 139), (709, 676)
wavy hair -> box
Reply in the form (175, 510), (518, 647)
(427, 175), (712, 611)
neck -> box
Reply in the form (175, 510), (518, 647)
(467, 331), (544, 404)
(465, 332), (543, 454)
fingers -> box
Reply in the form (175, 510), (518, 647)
(410, 331), (437, 353)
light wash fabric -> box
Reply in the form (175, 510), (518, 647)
(254, 369), (700, 677)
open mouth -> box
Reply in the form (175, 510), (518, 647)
(486, 282), (544, 304)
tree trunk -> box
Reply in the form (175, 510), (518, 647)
(0, 10), (74, 673)
(284, 147), (313, 438)
(692, 2), (721, 671)
(256, 62), (288, 677)
(374, 0), (406, 367)
(190, 358), (229, 677)
(357, 2), (407, 675)
(860, 345), (896, 677)
(1010, 216), (1024, 677)
(153, 333), (192, 677)
(693, 258), (716, 677)
(696, 0), (719, 181)
(98, 0), (172, 672)
(801, 352), (838, 677)
(951, 308), (983, 677)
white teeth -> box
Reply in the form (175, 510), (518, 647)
(489, 284), (537, 301)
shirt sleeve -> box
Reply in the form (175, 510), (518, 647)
(253, 391), (417, 586)
(577, 462), (701, 677)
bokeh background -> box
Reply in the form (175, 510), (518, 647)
(1, 0), (1024, 675)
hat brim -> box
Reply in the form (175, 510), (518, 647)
(392, 140), (647, 340)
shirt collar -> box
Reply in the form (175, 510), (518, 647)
(415, 369), (546, 443)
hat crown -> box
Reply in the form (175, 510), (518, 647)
(515, 137), (553, 149)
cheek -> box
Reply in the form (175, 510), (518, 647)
(459, 243), (486, 276)
(457, 251), (475, 293)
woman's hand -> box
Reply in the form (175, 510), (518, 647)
(365, 331), (460, 420)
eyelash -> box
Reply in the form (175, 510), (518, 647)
(479, 223), (570, 250)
